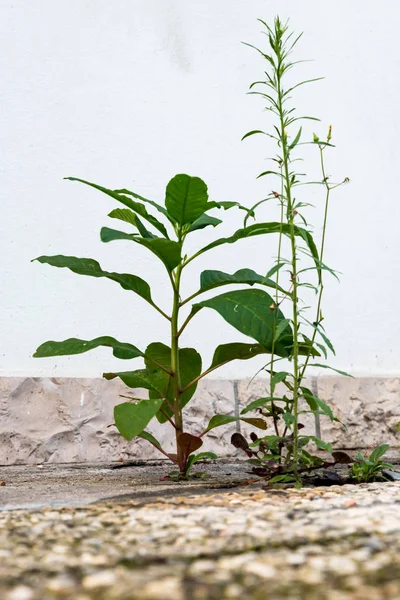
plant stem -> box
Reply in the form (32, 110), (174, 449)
(275, 47), (301, 480)
(171, 260), (184, 472)
(148, 301), (171, 322)
(269, 191), (284, 439)
(298, 147), (330, 384)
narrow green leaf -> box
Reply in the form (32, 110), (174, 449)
(244, 197), (274, 226)
(191, 222), (320, 279)
(306, 435), (333, 454)
(271, 371), (290, 387)
(315, 343), (328, 360)
(283, 78), (325, 97)
(369, 444), (390, 463)
(165, 174), (208, 225)
(304, 319), (336, 355)
(241, 130), (266, 141)
(308, 363), (354, 378)
(66, 177), (169, 238)
(266, 262), (287, 278)
(108, 208), (155, 238)
(34, 336), (142, 360)
(205, 200), (254, 218)
(298, 337), (321, 358)
(115, 188), (171, 219)
(282, 412), (295, 426)
(273, 318), (291, 343)
(100, 227), (182, 272)
(318, 329), (336, 355)
(302, 390), (336, 422)
(33, 255), (153, 304)
(288, 126), (302, 150)
(114, 399), (163, 440)
(241, 397), (282, 415)
(256, 170), (283, 179)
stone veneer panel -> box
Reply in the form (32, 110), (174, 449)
(0, 376), (398, 464)
(318, 376), (400, 448)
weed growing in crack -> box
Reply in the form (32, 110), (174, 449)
(235, 16), (351, 485)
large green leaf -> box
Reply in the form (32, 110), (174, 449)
(188, 214), (222, 232)
(34, 336), (142, 359)
(143, 343), (202, 423)
(100, 227), (182, 272)
(194, 289), (293, 357)
(198, 268), (288, 296)
(191, 222), (320, 279)
(104, 368), (167, 396)
(99, 227), (134, 243)
(33, 255), (153, 303)
(209, 342), (272, 369)
(165, 174), (208, 225)
(114, 399), (163, 440)
(66, 177), (169, 238)
(203, 414), (267, 434)
(301, 389), (337, 422)
(203, 414), (238, 432)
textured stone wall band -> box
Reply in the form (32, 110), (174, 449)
(0, 376), (398, 465)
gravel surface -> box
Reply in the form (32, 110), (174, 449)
(1, 462), (400, 599)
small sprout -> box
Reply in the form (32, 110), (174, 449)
(327, 125), (332, 142)
(351, 445), (394, 483)
(313, 132), (320, 143)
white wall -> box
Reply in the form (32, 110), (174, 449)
(1, 0), (399, 378)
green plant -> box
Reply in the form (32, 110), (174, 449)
(33, 173), (322, 477)
(235, 17), (351, 483)
(351, 445), (393, 483)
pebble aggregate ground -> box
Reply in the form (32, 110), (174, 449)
(1, 461), (400, 599)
